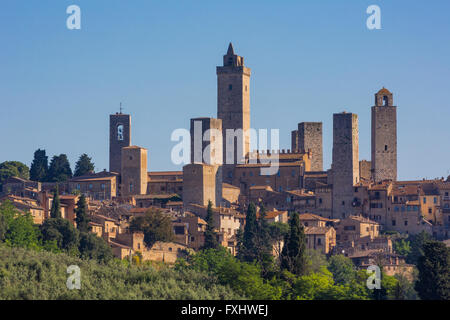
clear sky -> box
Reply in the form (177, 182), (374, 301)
(1, 0), (449, 180)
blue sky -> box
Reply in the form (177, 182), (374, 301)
(1, 0), (449, 180)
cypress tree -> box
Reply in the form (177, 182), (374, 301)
(50, 184), (62, 219)
(203, 200), (219, 250)
(415, 241), (450, 300)
(75, 194), (90, 233)
(280, 211), (307, 276)
(30, 149), (48, 182)
(238, 202), (259, 262)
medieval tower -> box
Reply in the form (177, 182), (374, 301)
(217, 43), (251, 183)
(121, 146), (148, 197)
(296, 122), (323, 171)
(109, 112), (131, 174)
(371, 87), (397, 182)
(332, 112), (360, 219)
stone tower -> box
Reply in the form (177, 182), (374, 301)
(217, 43), (251, 183)
(109, 113), (131, 174)
(297, 122), (323, 171)
(291, 130), (299, 152)
(121, 146), (148, 197)
(332, 112), (360, 219)
(183, 163), (223, 209)
(190, 117), (223, 165)
(371, 87), (397, 182)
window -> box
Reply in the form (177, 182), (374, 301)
(229, 84), (232, 91)
(428, 208), (432, 214)
(392, 220), (396, 226)
(117, 124), (124, 141)
(385, 145), (388, 151)
(342, 201), (345, 206)
(89, 184), (93, 190)
(404, 220), (408, 226)
(129, 182), (133, 193)
(434, 197), (437, 204)
(423, 197), (426, 204)
(317, 238), (322, 245)
(319, 198), (323, 204)
(291, 170), (296, 177)
(101, 183), (105, 190)
(76, 183), (80, 190)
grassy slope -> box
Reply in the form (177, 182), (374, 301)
(0, 245), (243, 300)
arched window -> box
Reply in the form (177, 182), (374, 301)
(383, 96), (389, 106)
(117, 124), (124, 141)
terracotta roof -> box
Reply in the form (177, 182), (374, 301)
(299, 213), (332, 222)
(304, 226), (331, 235)
(377, 87), (391, 95)
(257, 210), (287, 219)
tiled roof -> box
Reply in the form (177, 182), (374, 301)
(299, 213), (332, 222)
(304, 226), (331, 235)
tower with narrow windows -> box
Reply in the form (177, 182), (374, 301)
(332, 112), (360, 219)
(217, 43), (251, 183)
(109, 113), (131, 174)
(371, 88), (397, 182)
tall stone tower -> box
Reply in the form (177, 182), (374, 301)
(297, 122), (323, 171)
(332, 112), (360, 219)
(371, 88), (397, 182)
(183, 163), (223, 209)
(217, 43), (251, 183)
(121, 146), (148, 197)
(109, 113), (131, 174)
(190, 117), (223, 165)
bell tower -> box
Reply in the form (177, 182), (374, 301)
(109, 111), (131, 174)
(217, 43), (251, 183)
(371, 87), (397, 182)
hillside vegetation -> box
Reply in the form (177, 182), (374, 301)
(0, 244), (243, 300)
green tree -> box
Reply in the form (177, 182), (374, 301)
(50, 185), (61, 219)
(47, 154), (72, 182)
(74, 194), (90, 233)
(415, 241), (450, 300)
(74, 153), (95, 177)
(407, 231), (432, 264)
(280, 212), (307, 276)
(268, 221), (289, 262)
(39, 218), (80, 255)
(203, 200), (219, 250)
(29, 149), (48, 182)
(393, 238), (411, 257)
(188, 247), (281, 299)
(0, 161), (30, 191)
(237, 202), (259, 263)
(78, 232), (113, 263)
(129, 208), (174, 248)
(328, 254), (357, 285)
(0, 200), (39, 249)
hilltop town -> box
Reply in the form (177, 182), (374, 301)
(1, 44), (449, 295)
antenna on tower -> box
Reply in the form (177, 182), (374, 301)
(119, 102), (123, 114)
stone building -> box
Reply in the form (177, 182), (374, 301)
(371, 88), (397, 182)
(217, 43), (251, 183)
(190, 117), (223, 165)
(110, 112), (131, 174)
(121, 146), (148, 197)
(294, 122), (323, 171)
(332, 112), (360, 219)
(182, 163), (222, 208)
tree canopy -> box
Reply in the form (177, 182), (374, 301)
(74, 154), (95, 177)
(30, 149), (48, 182)
(0, 161), (30, 191)
(129, 208), (174, 248)
(47, 154), (72, 182)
